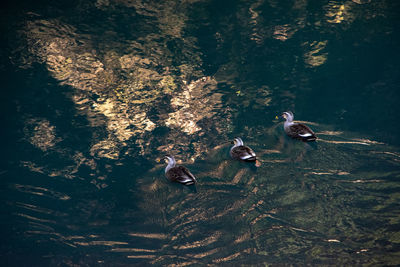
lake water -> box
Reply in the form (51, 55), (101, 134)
(1, 0), (400, 265)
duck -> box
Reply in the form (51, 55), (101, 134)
(164, 155), (197, 185)
(280, 111), (316, 142)
(230, 137), (260, 166)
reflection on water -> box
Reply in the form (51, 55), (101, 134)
(2, 0), (400, 265)
(24, 118), (60, 151)
(304, 41), (328, 67)
(19, 4), (230, 163)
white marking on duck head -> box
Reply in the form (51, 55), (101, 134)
(232, 137), (244, 147)
(165, 155), (176, 173)
(282, 111), (294, 122)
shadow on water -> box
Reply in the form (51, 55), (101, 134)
(1, 0), (400, 266)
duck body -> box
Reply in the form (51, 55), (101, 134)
(164, 156), (197, 186)
(282, 111), (316, 142)
(230, 137), (257, 162)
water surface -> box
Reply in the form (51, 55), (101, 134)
(1, 0), (400, 265)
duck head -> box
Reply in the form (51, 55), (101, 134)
(231, 137), (244, 147)
(282, 111), (294, 122)
(164, 155), (176, 173)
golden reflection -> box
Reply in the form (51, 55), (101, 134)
(165, 77), (220, 135)
(318, 139), (383, 146)
(336, 179), (383, 183)
(187, 247), (220, 259)
(247, 176), (255, 185)
(352, 138), (384, 145)
(89, 140), (120, 160)
(262, 149), (281, 154)
(234, 231), (251, 244)
(213, 248), (254, 263)
(326, 239), (341, 242)
(46, 50), (105, 91)
(110, 248), (156, 253)
(352, 179), (383, 183)
(63, 235), (86, 240)
(22, 5), (230, 164)
(259, 159), (287, 163)
(352, 0), (371, 4)
(304, 41), (328, 67)
(93, 99), (156, 142)
(318, 130), (344, 136)
(14, 183), (71, 200)
(273, 24), (296, 41)
(326, 3), (346, 23)
(15, 213), (55, 224)
(356, 249), (369, 254)
(21, 161), (45, 175)
(174, 232), (221, 249)
(74, 240), (128, 246)
(325, 1), (355, 24)
(170, 210), (211, 232)
(305, 170), (349, 176)
(232, 169), (247, 184)
(25, 222), (55, 232)
(213, 252), (241, 263)
(250, 214), (269, 225)
(170, 228), (198, 242)
(24, 231), (79, 248)
(128, 232), (167, 239)
(290, 226), (313, 233)
(214, 199), (247, 219)
(22, 150), (98, 181)
(248, 0), (265, 44)
(25, 230), (52, 235)
(127, 255), (156, 259)
(15, 202), (52, 214)
(24, 118), (60, 151)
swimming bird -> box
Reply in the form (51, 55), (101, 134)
(164, 155), (197, 185)
(281, 111), (316, 142)
(230, 137), (260, 166)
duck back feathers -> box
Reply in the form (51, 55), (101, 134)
(164, 155), (197, 186)
(230, 137), (257, 162)
(284, 123), (316, 142)
(230, 145), (257, 161)
(282, 111), (317, 142)
(166, 166), (197, 185)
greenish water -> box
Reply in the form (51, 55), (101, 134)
(1, 0), (400, 265)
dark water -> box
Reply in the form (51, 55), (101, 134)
(1, 0), (400, 265)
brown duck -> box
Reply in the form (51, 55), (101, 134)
(230, 137), (260, 166)
(281, 111), (316, 142)
(164, 155), (197, 186)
